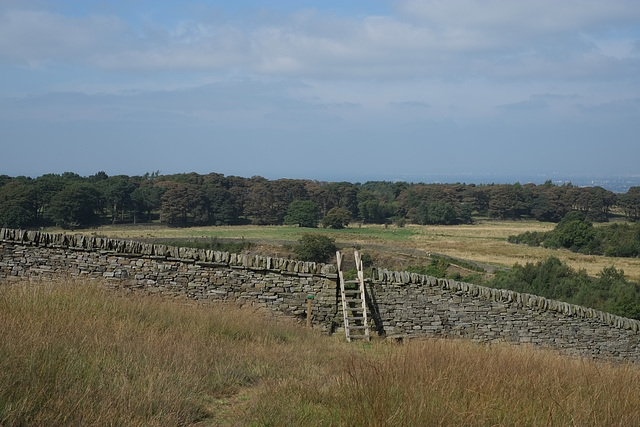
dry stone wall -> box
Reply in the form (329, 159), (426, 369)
(367, 270), (640, 361)
(0, 228), (340, 331)
(2, 228), (640, 363)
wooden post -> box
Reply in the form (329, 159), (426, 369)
(306, 295), (314, 328)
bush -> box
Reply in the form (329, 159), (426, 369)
(360, 252), (373, 268)
(461, 272), (486, 285)
(407, 257), (450, 278)
(487, 257), (640, 320)
(393, 217), (406, 228)
(508, 231), (544, 246)
(343, 269), (358, 281)
(293, 234), (337, 263)
(549, 218), (595, 251)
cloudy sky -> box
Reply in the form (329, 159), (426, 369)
(1, 0), (639, 183)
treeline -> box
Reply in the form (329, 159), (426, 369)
(509, 211), (640, 257)
(1, 171), (640, 230)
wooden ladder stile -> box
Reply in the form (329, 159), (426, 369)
(355, 250), (371, 342)
(336, 251), (351, 342)
(337, 250), (370, 342)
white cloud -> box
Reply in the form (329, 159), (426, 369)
(389, 101), (430, 109)
(396, 0), (640, 35)
(0, 9), (129, 66)
(531, 93), (581, 100)
(577, 97), (640, 114)
(497, 98), (549, 111)
(1, 0), (638, 85)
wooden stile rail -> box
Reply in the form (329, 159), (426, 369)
(336, 250), (370, 342)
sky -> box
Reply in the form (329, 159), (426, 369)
(1, 0), (639, 184)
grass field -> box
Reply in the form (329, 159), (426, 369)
(69, 220), (640, 282)
(2, 278), (640, 426)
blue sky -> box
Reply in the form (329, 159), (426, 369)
(1, 0), (639, 183)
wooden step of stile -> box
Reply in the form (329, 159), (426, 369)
(336, 250), (371, 343)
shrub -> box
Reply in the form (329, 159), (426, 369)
(508, 231), (544, 246)
(461, 272), (486, 285)
(293, 234), (337, 263)
(487, 257), (640, 320)
(393, 217), (406, 228)
(360, 252), (373, 268)
(407, 257), (450, 278)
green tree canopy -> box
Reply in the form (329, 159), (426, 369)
(322, 207), (352, 229)
(49, 183), (101, 229)
(546, 211), (596, 251)
(159, 182), (207, 226)
(203, 186), (238, 225)
(0, 180), (37, 228)
(415, 201), (459, 225)
(131, 184), (164, 223)
(619, 187), (640, 220)
(284, 200), (319, 228)
(99, 175), (137, 225)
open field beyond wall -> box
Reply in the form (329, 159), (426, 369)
(2, 279), (640, 426)
(67, 220), (640, 282)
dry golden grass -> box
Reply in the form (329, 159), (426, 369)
(3, 277), (640, 426)
(406, 221), (640, 281)
(0, 278), (346, 426)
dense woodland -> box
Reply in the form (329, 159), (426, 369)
(1, 171), (640, 230)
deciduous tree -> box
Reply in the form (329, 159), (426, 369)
(619, 187), (640, 221)
(0, 180), (37, 228)
(322, 207), (352, 229)
(284, 200), (319, 228)
(49, 183), (101, 229)
(160, 182), (207, 226)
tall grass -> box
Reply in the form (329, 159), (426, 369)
(248, 340), (640, 426)
(2, 278), (640, 426)
(0, 278), (336, 426)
